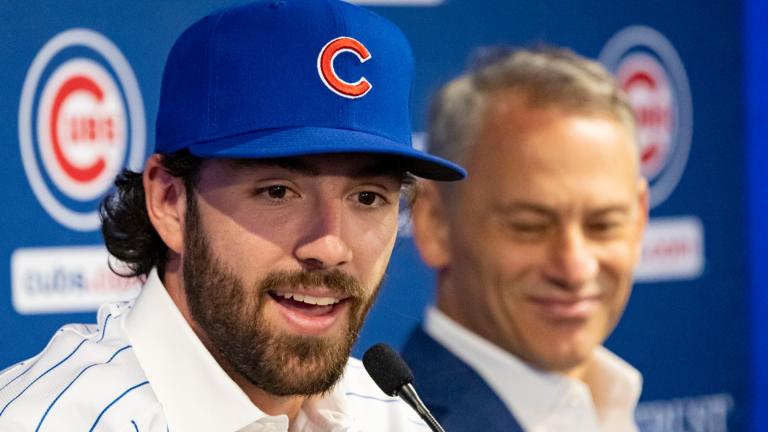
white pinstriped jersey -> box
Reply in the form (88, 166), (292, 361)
(0, 270), (429, 432)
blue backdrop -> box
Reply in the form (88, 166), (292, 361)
(0, 1), (759, 431)
(746, 0), (768, 430)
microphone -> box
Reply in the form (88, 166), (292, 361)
(363, 343), (447, 432)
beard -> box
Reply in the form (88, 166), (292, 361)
(182, 195), (380, 396)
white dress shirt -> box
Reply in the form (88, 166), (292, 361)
(424, 306), (642, 432)
(0, 270), (429, 432)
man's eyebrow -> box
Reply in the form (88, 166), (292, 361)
(492, 202), (633, 217)
(230, 157), (404, 179)
(492, 202), (556, 217)
(230, 158), (318, 176)
(587, 205), (633, 217)
(349, 160), (405, 179)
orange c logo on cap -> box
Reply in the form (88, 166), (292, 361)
(317, 37), (372, 99)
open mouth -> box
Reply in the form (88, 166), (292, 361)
(269, 291), (348, 316)
(267, 290), (352, 335)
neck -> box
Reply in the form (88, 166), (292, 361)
(435, 273), (597, 385)
(162, 259), (307, 422)
(562, 361), (590, 381)
(216, 352), (307, 421)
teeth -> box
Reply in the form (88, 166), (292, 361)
(312, 296), (339, 306)
(274, 292), (340, 306)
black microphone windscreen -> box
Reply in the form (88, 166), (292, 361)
(362, 343), (414, 396)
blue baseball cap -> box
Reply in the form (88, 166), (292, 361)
(155, 0), (465, 181)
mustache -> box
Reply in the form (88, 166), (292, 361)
(258, 269), (365, 300)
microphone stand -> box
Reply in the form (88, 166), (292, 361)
(397, 383), (446, 432)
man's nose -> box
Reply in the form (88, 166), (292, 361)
(542, 226), (599, 289)
(293, 198), (353, 270)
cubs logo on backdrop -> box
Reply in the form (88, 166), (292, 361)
(19, 28), (146, 231)
(599, 26), (693, 209)
(601, 26), (703, 283)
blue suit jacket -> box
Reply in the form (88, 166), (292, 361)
(401, 326), (525, 432)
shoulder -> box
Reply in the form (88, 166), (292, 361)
(401, 325), (444, 365)
(0, 302), (162, 431)
(339, 358), (430, 431)
(401, 326), (464, 387)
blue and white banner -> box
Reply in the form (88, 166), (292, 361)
(0, 1), (751, 430)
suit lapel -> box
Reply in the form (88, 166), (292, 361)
(401, 327), (525, 432)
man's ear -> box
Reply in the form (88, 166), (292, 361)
(411, 181), (452, 269)
(143, 154), (187, 255)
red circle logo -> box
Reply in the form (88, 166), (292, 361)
(616, 54), (674, 180)
(37, 59), (127, 201)
(599, 26), (693, 208)
(19, 29), (146, 231)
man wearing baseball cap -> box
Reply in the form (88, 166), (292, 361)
(0, 1), (464, 430)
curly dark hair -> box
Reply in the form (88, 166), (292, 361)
(100, 150), (203, 278)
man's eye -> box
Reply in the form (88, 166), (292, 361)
(501, 221), (551, 241)
(590, 222), (615, 231)
(266, 185), (287, 199)
(357, 191), (380, 206)
(587, 221), (624, 236)
(510, 223), (548, 233)
(254, 185), (294, 202)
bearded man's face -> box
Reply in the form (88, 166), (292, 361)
(181, 156), (402, 395)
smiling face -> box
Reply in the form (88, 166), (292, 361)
(414, 94), (648, 377)
(179, 154), (403, 395)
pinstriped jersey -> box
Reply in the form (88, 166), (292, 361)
(0, 271), (429, 432)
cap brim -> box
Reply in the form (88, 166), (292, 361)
(186, 127), (466, 181)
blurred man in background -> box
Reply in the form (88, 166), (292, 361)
(402, 47), (648, 431)
(0, 1), (464, 430)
